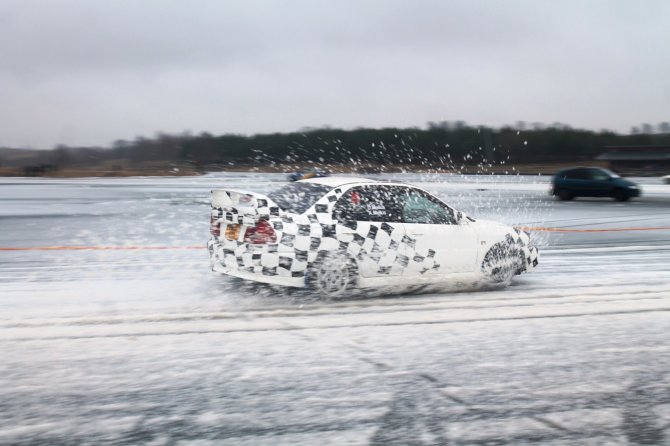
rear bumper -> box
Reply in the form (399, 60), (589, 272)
(208, 238), (307, 288)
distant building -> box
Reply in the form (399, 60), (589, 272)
(595, 145), (670, 175)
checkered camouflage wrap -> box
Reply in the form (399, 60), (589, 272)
(209, 183), (539, 283)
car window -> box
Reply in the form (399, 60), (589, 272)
(398, 188), (457, 224)
(589, 168), (610, 181)
(564, 169), (587, 180)
(334, 185), (403, 222)
(267, 182), (332, 214)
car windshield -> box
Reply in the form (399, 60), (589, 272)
(602, 168), (620, 178)
(267, 182), (332, 214)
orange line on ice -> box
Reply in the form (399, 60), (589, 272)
(516, 226), (670, 233)
(3, 226), (670, 251)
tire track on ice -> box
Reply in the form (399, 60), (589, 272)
(3, 290), (670, 341)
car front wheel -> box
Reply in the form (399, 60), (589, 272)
(481, 243), (523, 284)
(306, 251), (358, 299)
(612, 188), (630, 202)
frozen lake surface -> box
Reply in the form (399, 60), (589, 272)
(1, 173), (670, 445)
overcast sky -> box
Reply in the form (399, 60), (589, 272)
(1, 0), (669, 149)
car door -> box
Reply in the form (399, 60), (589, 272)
(571, 168), (609, 197)
(586, 168), (613, 196)
(563, 168), (589, 195)
(397, 187), (479, 277)
(332, 185), (408, 278)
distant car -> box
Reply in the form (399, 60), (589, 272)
(551, 167), (640, 201)
(287, 168), (329, 182)
(208, 177), (539, 297)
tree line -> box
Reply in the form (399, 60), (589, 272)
(3, 121), (670, 170)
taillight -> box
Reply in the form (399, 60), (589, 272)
(243, 219), (277, 244)
(210, 215), (221, 236)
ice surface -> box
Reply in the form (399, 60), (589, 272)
(1, 173), (669, 444)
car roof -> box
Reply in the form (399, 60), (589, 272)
(299, 176), (379, 187)
(557, 166), (604, 174)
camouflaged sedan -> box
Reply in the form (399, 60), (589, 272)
(208, 177), (539, 297)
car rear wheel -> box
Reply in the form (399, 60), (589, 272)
(557, 189), (573, 201)
(306, 252), (357, 299)
(481, 243), (523, 284)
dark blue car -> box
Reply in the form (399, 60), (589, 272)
(287, 168), (330, 182)
(551, 167), (640, 201)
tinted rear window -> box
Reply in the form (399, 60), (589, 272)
(268, 182), (332, 214)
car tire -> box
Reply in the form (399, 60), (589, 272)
(612, 188), (629, 202)
(557, 189), (573, 201)
(481, 242), (523, 284)
(306, 251), (358, 299)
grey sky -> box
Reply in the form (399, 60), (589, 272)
(0, 0), (668, 149)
